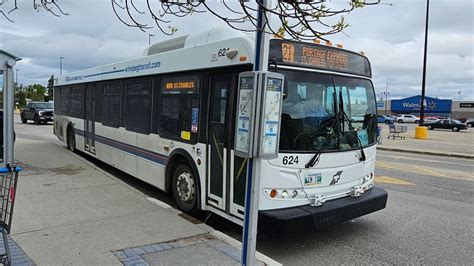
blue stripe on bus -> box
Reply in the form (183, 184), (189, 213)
(74, 129), (168, 166)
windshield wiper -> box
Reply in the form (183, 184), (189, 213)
(305, 92), (339, 168)
(338, 91), (366, 162)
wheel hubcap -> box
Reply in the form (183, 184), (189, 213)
(176, 171), (195, 203)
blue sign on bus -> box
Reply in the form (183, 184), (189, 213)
(391, 95), (451, 114)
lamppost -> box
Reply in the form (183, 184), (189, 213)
(59, 56), (64, 75)
(419, 0), (430, 125)
(148, 34), (154, 45)
(15, 69), (19, 86)
(381, 82), (390, 115)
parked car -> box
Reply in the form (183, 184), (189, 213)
(466, 118), (474, 128)
(424, 117), (440, 122)
(377, 115), (395, 124)
(20, 101), (54, 125)
(396, 114), (420, 123)
(424, 119), (467, 132)
(351, 114), (365, 122)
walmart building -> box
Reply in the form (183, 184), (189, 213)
(377, 95), (474, 120)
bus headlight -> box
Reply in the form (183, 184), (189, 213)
(264, 189), (304, 200)
(291, 190), (298, 198)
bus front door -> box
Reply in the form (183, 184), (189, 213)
(208, 73), (248, 218)
(84, 84), (96, 154)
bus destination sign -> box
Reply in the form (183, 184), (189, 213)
(269, 39), (371, 77)
(165, 81), (195, 90)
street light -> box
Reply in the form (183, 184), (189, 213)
(381, 82), (390, 115)
(148, 34), (154, 45)
(419, 0), (430, 125)
(15, 69), (19, 86)
(59, 56), (64, 75)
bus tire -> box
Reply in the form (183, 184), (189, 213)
(67, 126), (76, 152)
(21, 115), (27, 124)
(171, 163), (198, 214)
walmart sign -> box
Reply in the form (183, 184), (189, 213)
(391, 95), (452, 114)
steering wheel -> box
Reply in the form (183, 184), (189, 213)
(293, 132), (327, 148)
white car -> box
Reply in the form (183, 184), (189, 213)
(396, 114), (420, 123)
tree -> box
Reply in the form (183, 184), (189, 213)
(0, 0), (68, 22)
(1, 1), (381, 41)
(22, 84), (47, 101)
(111, 0), (381, 41)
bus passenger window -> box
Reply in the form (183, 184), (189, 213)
(125, 79), (152, 134)
(60, 87), (71, 115)
(102, 83), (121, 128)
(159, 75), (200, 142)
(70, 85), (84, 117)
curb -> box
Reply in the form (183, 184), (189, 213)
(377, 146), (474, 159)
(210, 230), (282, 266)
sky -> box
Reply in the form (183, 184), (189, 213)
(0, 0), (473, 100)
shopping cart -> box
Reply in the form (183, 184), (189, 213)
(388, 124), (408, 140)
(0, 165), (21, 266)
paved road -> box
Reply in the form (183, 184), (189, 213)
(15, 118), (474, 264)
(255, 150), (473, 265)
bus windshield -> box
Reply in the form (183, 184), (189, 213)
(279, 70), (377, 152)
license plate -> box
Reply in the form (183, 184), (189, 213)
(304, 172), (322, 186)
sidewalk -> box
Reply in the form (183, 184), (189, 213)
(11, 131), (279, 265)
(377, 124), (474, 159)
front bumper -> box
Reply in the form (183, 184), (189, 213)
(259, 187), (388, 237)
(39, 116), (54, 121)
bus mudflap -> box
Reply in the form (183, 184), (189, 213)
(258, 186), (388, 237)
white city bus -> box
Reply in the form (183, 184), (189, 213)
(54, 27), (387, 235)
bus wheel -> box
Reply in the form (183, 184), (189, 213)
(172, 163), (198, 214)
(67, 127), (76, 152)
(21, 115), (27, 124)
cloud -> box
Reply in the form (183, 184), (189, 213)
(0, 0), (472, 100)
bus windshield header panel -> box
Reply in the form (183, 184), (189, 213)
(269, 39), (371, 77)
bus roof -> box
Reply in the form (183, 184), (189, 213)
(55, 27), (370, 86)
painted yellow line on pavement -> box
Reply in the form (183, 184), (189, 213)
(376, 159), (474, 182)
(375, 175), (415, 186)
(376, 161), (397, 169)
(412, 165), (447, 178)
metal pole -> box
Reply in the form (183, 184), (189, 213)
(242, 0), (271, 265)
(149, 34), (154, 45)
(420, 0), (429, 125)
(384, 83), (389, 115)
(60, 56), (64, 75)
(4, 65), (15, 164)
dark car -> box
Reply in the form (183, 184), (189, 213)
(424, 119), (467, 132)
(20, 101), (54, 125)
(466, 118), (474, 128)
(377, 115), (395, 124)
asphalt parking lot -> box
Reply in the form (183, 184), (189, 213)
(13, 118), (474, 265)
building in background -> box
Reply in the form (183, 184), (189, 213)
(377, 95), (474, 120)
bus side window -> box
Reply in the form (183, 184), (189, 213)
(60, 86), (71, 115)
(102, 83), (121, 128)
(124, 79), (152, 134)
(159, 75), (200, 142)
